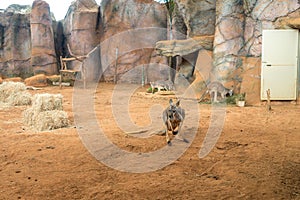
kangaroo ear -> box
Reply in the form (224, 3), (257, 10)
(176, 100), (180, 106)
(169, 99), (173, 105)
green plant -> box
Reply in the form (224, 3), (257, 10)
(146, 87), (158, 93)
(236, 93), (246, 101)
(225, 93), (246, 104)
(225, 95), (237, 104)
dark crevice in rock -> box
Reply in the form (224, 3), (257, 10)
(243, 0), (257, 14)
(0, 24), (4, 50)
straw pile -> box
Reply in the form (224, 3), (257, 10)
(0, 82), (32, 106)
(24, 74), (48, 87)
(23, 93), (69, 131)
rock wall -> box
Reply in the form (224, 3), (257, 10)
(212, 0), (245, 82)
(176, 0), (216, 37)
(0, 5), (32, 78)
(63, 0), (100, 71)
(165, 0), (300, 100)
(211, 0), (300, 93)
(100, 0), (168, 82)
(243, 0), (300, 57)
(171, 0), (216, 88)
(30, 0), (57, 75)
(1, 0), (300, 101)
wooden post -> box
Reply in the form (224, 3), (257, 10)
(81, 62), (86, 89)
(266, 89), (272, 111)
(66, 44), (87, 89)
(59, 70), (62, 89)
(59, 56), (63, 89)
(142, 64), (145, 87)
(114, 47), (118, 84)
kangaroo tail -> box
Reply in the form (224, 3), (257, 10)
(149, 128), (166, 136)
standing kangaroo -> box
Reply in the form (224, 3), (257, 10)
(199, 81), (233, 103)
(162, 99), (186, 144)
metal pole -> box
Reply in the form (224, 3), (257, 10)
(114, 47), (118, 84)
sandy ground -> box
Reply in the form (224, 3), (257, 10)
(0, 83), (299, 199)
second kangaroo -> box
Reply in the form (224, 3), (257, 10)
(199, 81), (233, 103)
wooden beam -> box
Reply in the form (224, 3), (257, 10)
(67, 44), (87, 62)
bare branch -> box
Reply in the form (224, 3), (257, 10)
(67, 44), (87, 62)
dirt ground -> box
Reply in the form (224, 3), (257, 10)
(0, 83), (299, 199)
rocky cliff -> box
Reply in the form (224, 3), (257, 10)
(0, 5), (32, 77)
(30, 0), (58, 75)
(0, 0), (300, 102)
(63, 0), (100, 71)
(99, 0), (168, 82)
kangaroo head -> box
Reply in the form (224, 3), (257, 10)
(167, 99), (181, 120)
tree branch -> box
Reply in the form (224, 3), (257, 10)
(67, 44), (88, 62)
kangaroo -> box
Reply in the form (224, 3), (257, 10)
(150, 80), (175, 94)
(199, 81), (233, 103)
(126, 99), (186, 144)
(162, 99), (186, 144)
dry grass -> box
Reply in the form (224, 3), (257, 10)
(23, 93), (69, 131)
(31, 93), (63, 112)
(0, 82), (32, 106)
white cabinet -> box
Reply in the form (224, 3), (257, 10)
(261, 29), (299, 100)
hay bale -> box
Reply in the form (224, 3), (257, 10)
(23, 93), (69, 131)
(0, 82), (32, 106)
(31, 93), (63, 112)
(0, 81), (26, 100)
(7, 92), (32, 106)
(24, 74), (48, 87)
(4, 77), (23, 82)
(24, 109), (69, 131)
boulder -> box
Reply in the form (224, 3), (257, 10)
(30, 0), (58, 75)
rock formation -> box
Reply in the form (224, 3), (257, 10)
(0, 5), (32, 78)
(30, 0), (58, 75)
(212, 0), (245, 82)
(243, 0), (300, 57)
(0, 0), (300, 102)
(154, 0), (300, 99)
(156, 36), (214, 57)
(63, 0), (100, 71)
(100, 0), (168, 82)
(176, 0), (216, 37)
